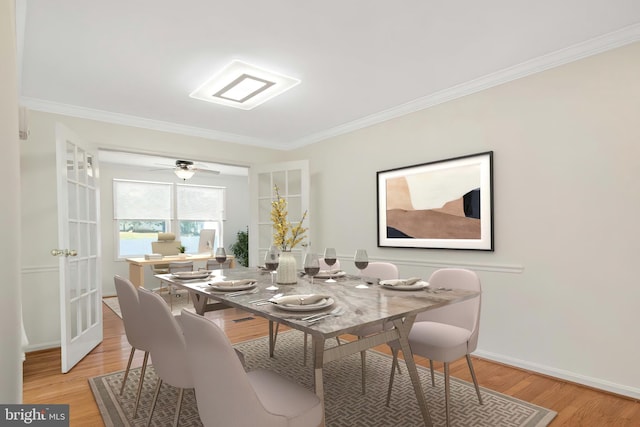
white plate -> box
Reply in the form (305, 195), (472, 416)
(207, 281), (257, 292)
(172, 271), (210, 280)
(381, 281), (429, 291)
(312, 271), (347, 279)
(275, 297), (335, 312)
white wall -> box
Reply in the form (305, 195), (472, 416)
(20, 112), (281, 349)
(290, 42), (640, 398)
(99, 162), (250, 297)
(0, 0), (23, 403)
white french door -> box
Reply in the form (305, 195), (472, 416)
(249, 160), (310, 267)
(55, 123), (102, 373)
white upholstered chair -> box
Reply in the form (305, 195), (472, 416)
(138, 287), (192, 427)
(113, 275), (150, 418)
(353, 262), (399, 393)
(386, 268), (483, 427)
(180, 309), (323, 427)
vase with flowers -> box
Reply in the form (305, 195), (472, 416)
(271, 186), (308, 284)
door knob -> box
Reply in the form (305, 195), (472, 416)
(51, 249), (78, 257)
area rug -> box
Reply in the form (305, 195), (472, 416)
(89, 330), (556, 427)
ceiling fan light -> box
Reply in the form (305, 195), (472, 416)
(174, 168), (195, 180)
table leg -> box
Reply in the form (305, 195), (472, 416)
(312, 336), (326, 398)
(269, 321), (275, 357)
(129, 264), (145, 287)
(190, 292), (208, 315)
(392, 317), (433, 427)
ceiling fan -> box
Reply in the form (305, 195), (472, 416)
(155, 159), (220, 180)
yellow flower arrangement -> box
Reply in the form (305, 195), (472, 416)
(271, 186), (308, 251)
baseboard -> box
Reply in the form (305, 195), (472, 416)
(25, 340), (61, 353)
(474, 349), (640, 400)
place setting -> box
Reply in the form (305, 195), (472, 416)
(379, 277), (430, 291)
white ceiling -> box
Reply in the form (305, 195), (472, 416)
(19, 1), (640, 150)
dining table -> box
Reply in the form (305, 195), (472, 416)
(155, 266), (479, 427)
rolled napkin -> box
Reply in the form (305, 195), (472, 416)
(270, 294), (331, 306)
(380, 277), (422, 287)
(212, 279), (256, 288)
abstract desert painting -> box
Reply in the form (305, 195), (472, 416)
(385, 164), (481, 239)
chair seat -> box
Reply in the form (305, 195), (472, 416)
(248, 369), (323, 427)
(408, 321), (472, 363)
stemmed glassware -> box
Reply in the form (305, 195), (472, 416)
(264, 246), (280, 291)
(323, 247), (337, 283)
(354, 249), (369, 288)
(215, 247), (227, 279)
(303, 252), (320, 285)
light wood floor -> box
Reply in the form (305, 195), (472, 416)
(23, 300), (640, 426)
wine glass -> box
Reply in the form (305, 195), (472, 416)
(303, 252), (320, 285)
(215, 247), (227, 279)
(264, 246), (280, 291)
(354, 249), (369, 288)
(323, 247), (337, 283)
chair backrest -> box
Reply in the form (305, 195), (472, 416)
(137, 288), (192, 389)
(417, 268), (482, 351)
(361, 262), (399, 280)
(319, 258), (341, 271)
(151, 232), (181, 256)
(168, 261), (193, 273)
(113, 275), (148, 351)
(180, 309), (287, 427)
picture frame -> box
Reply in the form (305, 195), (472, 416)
(377, 151), (493, 251)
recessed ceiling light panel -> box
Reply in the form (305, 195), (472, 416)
(190, 60), (300, 110)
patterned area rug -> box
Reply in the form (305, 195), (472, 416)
(89, 330), (556, 427)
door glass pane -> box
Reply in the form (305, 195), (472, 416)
(288, 196), (302, 221)
(66, 142), (76, 181)
(258, 173), (271, 197)
(70, 300), (78, 339)
(81, 296), (88, 332)
(88, 258), (97, 291)
(258, 199), (271, 223)
(68, 222), (78, 258)
(87, 154), (96, 187)
(272, 171), (286, 193)
(288, 169), (302, 195)
(88, 187), (97, 223)
(78, 149), (87, 184)
(90, 293), (97, 325)
(67, 183), (77, 220)
(89, 223), (97, 256)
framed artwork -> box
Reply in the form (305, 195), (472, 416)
(377, 151), (493, 250)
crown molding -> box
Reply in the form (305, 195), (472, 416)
(19, 97), (289, 150)
(289, 23), (640, 149)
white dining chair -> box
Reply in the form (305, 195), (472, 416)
(113, 275), (151, 418)
(180, 309), (323, 427)
(386, 268), (483, 427)
(353, 262), (399, 394)
(138, 287), (193, 427)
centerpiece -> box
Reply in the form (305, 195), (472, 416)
(271, 186), (307, 284)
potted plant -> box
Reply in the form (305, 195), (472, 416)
(230, 228), (249, 267)
(177, 245), (187, 258)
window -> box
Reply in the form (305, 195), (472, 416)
(113, 179), (225, 258)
